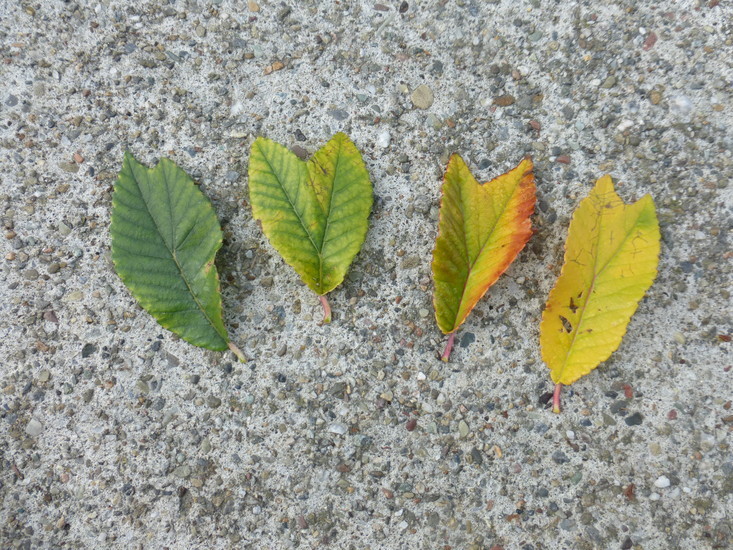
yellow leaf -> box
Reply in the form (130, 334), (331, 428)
(540, 175), (660, 389)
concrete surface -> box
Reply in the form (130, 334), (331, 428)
(0, 0), (731, 548)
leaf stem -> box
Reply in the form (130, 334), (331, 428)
(319, 295), (331, 324)
(228, 342), (246, 362)
(441, 332), (456, 362)
(552, 383), (562, 414)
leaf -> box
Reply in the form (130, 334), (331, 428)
(432, 155), (536, 358)
(248, 132), (373, 322)
(540, 175), (660, 390)
(110, 152), (243, 359)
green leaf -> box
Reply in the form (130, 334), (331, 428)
(248, 132), (373, 320)
(432, 155), (536, 360)
(110, 152), (238, 355)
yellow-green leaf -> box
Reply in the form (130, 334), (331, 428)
(432, 155), (536, 359)
(110, 152), (244, 361)
(248, 132), (373, 322)
(540, 175), (660, 390)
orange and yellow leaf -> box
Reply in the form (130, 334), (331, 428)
(540, 175), (660, 386)
(432, 155), (536, 337)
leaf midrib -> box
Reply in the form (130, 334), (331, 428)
(129, 160), (226, 343)
(316, 139), (343, 291)
(555, 202), (643, 379)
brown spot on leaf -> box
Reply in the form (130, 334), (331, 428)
(559, 315), (573, 333)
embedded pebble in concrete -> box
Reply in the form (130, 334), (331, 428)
(655, 476), (671, 489)
(410, 84), (434, 110)
(24, 419), (43, 437)
(0, 1), (732, 549)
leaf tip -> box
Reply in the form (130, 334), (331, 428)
(594, 173), (616, 194)
(446, 152), (465, 169)
(332, 131), (351, 143)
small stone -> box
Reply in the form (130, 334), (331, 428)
(700, 433), (715, 452)
(207, 396), (222, 408)
(649, 90), (663, 105)
(248, 0), (260, 11)
(23, 269), (39, 280)
(376, 130), (391, 148)
(292, 145), (308, 160)
(401, 255), (420, 269)
(328, 422), (348, 435)
(81, 343), (97, 358)
(411, 84), (434, 109)
(460, 332), (475, 348)
(426, 113), (442, 130)
(38, 370), (50, 383)
(195, 25), (206, 38)
(458, 420), (469, 439)
(552, 451), (568, 464)
(669, 95), (693, 117)
(328, 109), (349, 121)
(624, 412), (643, 426)
(470, 447), (483, 466)
(600, 76), (616, 89)
(82, 389), (94, 403)
(642, 31), (658, 51)
(25, 418), (43, 437)
(173, 465), (191, 479)
(264, 61), (285, 75)
(493, 94), (515, 107)
(406, 418), (417, 431)
(225, 170), (239, 182)
(654, 475), (671, 488)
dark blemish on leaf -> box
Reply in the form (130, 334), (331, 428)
(559, 315), (573, 333)
(569, 297), (579, 313)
